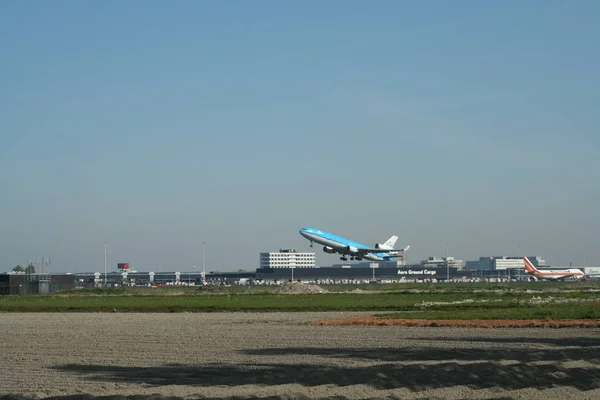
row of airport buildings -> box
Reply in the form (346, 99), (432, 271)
(2, 249), (596, 295)
(259, 249), (548, 270)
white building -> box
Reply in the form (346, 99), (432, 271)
(260, 249), (316, 269)
(421, 256), (464, 269)
(584, 267), (600, 276)
(464, 256), (546, 271)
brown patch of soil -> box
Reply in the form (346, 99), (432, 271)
(308, 316), (600, 328)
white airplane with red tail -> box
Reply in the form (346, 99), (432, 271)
(522, 257), (585, 281)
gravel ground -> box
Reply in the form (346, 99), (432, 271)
(1, 312), (600, 400)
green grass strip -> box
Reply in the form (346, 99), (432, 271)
(1, 290), (600, 314)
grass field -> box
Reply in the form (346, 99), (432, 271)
(46, 279), (600, 295)
(2, 282), (600, 318)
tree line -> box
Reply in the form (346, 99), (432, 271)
(11, 264), (36, 274)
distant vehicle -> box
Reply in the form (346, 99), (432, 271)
(522, 256), (585, 281)
(299, 227), (410, 261)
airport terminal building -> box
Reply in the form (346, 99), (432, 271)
(256, 265), (467, 283)
(259, 249), (316, 269)
(464, 256), (546, 270)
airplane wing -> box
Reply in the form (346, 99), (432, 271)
(356, 246), (410, 254)
(557, 274), (577, 280)
(539, 274), (577, 281)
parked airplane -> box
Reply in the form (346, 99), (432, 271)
(299, 227), (410, 261)
(522, 256), (585, 281)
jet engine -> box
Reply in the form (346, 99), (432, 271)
(346, 246), (359, 254)
(323, 246), (336, 254)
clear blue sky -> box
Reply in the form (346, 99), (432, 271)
(1, 0), (599, 272)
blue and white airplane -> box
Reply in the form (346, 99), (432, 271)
(299, 227), (410, 261)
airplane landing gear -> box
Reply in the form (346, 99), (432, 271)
(309, 241), (313, 248)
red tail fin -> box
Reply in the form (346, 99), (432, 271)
(522, 257), (538, 273)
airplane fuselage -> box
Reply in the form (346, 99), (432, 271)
(529, 269), (585, 280)
(299, 228), (399, 261)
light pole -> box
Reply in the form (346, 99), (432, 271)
(104, 241), (107, 285)
(202, 241), (206, 285)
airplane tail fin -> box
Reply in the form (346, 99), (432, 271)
(381, 235), (398, 249)
(522, 257), (538, 273)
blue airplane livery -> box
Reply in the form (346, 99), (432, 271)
(299, 227), (410, 262)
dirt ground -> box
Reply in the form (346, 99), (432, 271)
(309, 316), (600, 328)
(1, 312), (600, 400)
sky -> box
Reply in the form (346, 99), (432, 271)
(1, 0), (599, 273)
